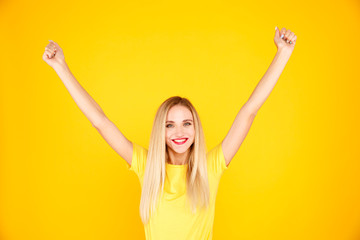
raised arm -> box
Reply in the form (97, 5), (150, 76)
(222, 27), (297, 167)
(43, 40), (133, 165)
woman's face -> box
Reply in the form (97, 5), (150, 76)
(165, 105), (195, 154)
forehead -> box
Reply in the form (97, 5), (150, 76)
(166, 105), (193, 120)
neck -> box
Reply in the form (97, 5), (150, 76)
(167, 148), (190, 165)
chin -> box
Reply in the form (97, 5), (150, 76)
(172, 147), (190, 154)
(167, 141), (194, 154)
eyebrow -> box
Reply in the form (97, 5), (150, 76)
(166, 119), (193, 123)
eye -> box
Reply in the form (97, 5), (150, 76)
(166, 122), (191, 128)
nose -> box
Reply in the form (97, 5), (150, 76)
(174, 126), (185, 138)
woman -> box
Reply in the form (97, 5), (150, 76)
(42, 26), (297, 239)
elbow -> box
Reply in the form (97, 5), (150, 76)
(243, 102), (258, 117)
(92, 115), (108, 129)
(250, 110), (258, 117)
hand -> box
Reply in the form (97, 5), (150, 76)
(274, 27), (297, 54)
(42, 40), (66, 69)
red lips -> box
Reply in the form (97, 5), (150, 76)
(172, 138), (188, 145)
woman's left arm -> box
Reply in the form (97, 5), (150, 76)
(222, 27), (297, 167)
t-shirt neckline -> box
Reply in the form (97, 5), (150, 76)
(166, 162), (188, 167)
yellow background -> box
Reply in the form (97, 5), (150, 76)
(1, 0), (360, 239)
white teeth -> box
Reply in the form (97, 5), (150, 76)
(173, 139), (187, 143)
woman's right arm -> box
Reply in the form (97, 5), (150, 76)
(43, 40), (133, 165)
(53, 63), (107, 126)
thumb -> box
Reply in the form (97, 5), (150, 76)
(48, 40), (57, 46)
(275, 26), (280, 38)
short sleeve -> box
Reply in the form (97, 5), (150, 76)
(127, 142), (148, 179)
(206, 142), (228, 176)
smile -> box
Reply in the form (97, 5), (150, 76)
(172, 138), (188, 145)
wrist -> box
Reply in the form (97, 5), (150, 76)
(276, 47), (293, 56)
(53, 62), (69, 72)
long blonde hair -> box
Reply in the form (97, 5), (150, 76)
(139, 96), (210, 225)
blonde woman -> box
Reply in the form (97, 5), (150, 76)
(42, 26), (297, 239)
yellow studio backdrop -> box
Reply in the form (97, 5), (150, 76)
(1, 0), (360, 239)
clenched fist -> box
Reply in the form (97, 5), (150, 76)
(42, 40), (66, 69)
(274, 27), (297, 54)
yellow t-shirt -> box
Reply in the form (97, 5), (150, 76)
(127, 142), (228, 240)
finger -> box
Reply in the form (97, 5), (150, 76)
(290, 35), (297, 44)
(45, 45), (55, 51)
(280, 28), (286, 39)
(286, 32), (295, 43)
(49, 40), (59, 49)
(284, 29), (291, 41)
(45, 49), (55, 58)
(45, 50), (52, 58)
(45, 52), (51, 59)
(45, 45), (57, 53)
(275, 26), (282, 39)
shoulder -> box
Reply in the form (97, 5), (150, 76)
(207, 142), (228, 176)
(128, 143), (148, 178)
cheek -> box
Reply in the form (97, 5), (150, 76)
(190, 126), (195, 135)
(165, 130), (173, 141)
(165, 132), (170, 140)
(182, 127), (193, 135)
